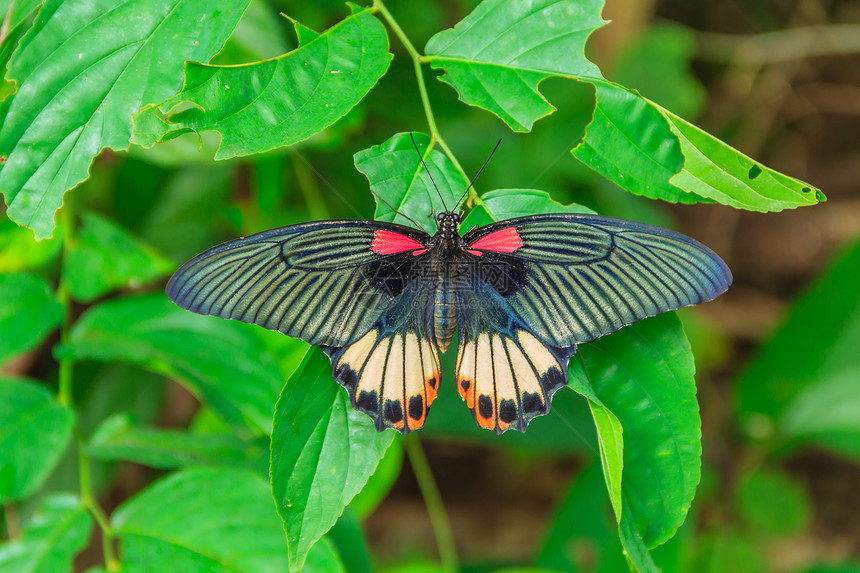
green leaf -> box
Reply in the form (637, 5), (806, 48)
(348, 437), (403, 519)
(0, 494), (92, 573)
(571, 313), (700, 548)
(736, 236), (860, 454)
(736, 468), (811, 537)
(112, 467), (289, 573)
(61, 212), (172, 302)
(354, 132), (467, 233)
(58, 294), (282, 435)
(587, 400), (623, 518)
(132, 4), (392, 159)
(460, 188), (594, 232)
(0, 378), (74, 503)
(0, 0), (248, 238)
(425, 0), (821, 212)
(660, 106), (823, 211)
(0, 273), (63, 365)
(0, 0), (43, 101)
(86, 413), (268, 470)
(270, 348), (395, 572)
(583, 398), (657, 572)
(572, 81), (823, 212)
(0, 216), (63, 272)
(424, 0), (605, 132)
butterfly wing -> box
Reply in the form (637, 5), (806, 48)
(461, 213), (732, 348)
(323, 275), (440, 433)
(167, 220), (431, 347)
(455, 277), (574, 434)
(168, 220), (440, 433)
(455, 213), (731, 433)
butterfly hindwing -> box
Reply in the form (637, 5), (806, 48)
(324, 278), (440, 433)
(455, 278), (574, 434)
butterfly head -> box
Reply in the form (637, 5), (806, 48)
(436, 211), (460, 241)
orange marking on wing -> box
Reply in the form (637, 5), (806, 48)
(458, 378), (474, 409)
(425, 375), (438, 406)
(476, 407), (495, 429)
(466, 227), (523, 255)
(370, 229), (426, 255)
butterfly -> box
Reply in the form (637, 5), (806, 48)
(166, 192), (732, 435)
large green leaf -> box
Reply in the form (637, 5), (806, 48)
(0, 0), (248, 238)
(61, 212), (172, 303)
(57, 294), (282, 435)
(571, 314), (700, 549)
(270, 348), (395, 572)
(86, 413), (267, 471)
(0, 272), (63, 365)
(424, 0), (605, 132)
(0, 494), (92, 573)
(112, 467), (289, 573)
(132, 4), (392, 159)
(0, 378), (74, 503)
(424, 0), (822, 212)
(736, 236), (860, 458)
(354, 132), (467, 234)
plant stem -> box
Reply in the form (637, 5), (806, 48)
(403, 435), (458, 572)
(78, 437), (120, 570)
(373, 0), (470, 187)
(56, 206), (119, 571)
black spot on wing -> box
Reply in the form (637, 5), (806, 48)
(460, 379), (470, 392)
(384, 400), (404, 423)
(356, 391), (379, 414)
(408, 395), (423, 421)
(499, 400), (517, 423)
(540, 367), (566, 394)
(478, 395), (493, 419)
(428, 376), (438, 389)
(523, 392), (544, 414)
(334, 363), (358, 393)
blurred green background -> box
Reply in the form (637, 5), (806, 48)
(2, 0), (859, 571)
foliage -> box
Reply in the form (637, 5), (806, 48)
(0, 1), (850, 573)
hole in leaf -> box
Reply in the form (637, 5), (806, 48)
(748, 164), (762, 179)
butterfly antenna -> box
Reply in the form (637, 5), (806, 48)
(369, 188), (429, 234)
(410, 133), (449, 213)
(455, 138), (502, 211)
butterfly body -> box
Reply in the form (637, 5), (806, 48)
(167, 210), (731, 435)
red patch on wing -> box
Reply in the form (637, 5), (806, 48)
(465, 227), (523, 256)
(371, 229), (427, 255)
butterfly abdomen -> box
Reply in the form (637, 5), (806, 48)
(433, 282), (458, 353)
